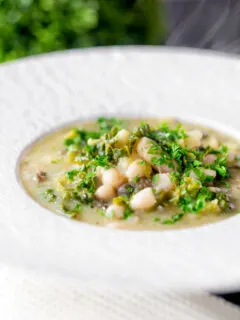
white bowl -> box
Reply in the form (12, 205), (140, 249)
(1, 46), (240, 292)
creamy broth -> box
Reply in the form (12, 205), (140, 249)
(20, 118), (240, 230)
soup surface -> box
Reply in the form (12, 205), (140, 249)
(20, 118), (240, 230)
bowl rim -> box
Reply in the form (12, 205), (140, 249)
(1, 46), (240, 292)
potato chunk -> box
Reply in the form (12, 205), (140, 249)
(136, 137), (155, 164)
(95, 185), (116, 201)
(117, 156), (136, 175)
(115, 129), (130, 147)
(203, 169), (216, 178)
(106, 204), (125, 219)
(130, 187), (156, 211)
(153, 173), (173, 193)
(185, 130), (203, 148)
(136, 137), (175, 173)
(203, 154), (217, 165)
(203, 136), (219, 149)
(102, 168), (126, 188)
(126, 159), (152, 181)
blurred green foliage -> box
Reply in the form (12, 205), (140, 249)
(0, 0), (165, 62)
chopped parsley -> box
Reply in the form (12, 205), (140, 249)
(42, 117), (235, 224)
(61, 203), (82, 218)
(43, 189), (56, 203)
(98, 117), (124, 135)
(152, 174), (159, 183)
(66, 169), (79, 181)
(123, 207), (134, 220)
(162, 213), (184, 225)
(133, 175), (139, 183)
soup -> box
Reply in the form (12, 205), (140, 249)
(20, 118), (240, 230)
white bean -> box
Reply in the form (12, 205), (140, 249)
(136, 137), (156, 164)
(117, 156), (135, 175)
(102, 168), (126, 188)
(106, 204), (124, 219)
(185, 130), (203, 148)
(130, 187), (156, 211)
(95, 185), (116, 201)
(203, 168), (216, 178)
(153, 173), (173, 193)
(136, 137), (175, 173)
(189, 170), (198, 179)
(115, 129), (130, 147)
(159, 164), (175, 173)
(126, 159), (152, 181)
(203, 154), (217, 165)
(136, 137), (163, 171)
(203, 136), (219, 149)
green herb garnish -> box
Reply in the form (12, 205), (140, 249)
(43, 117), (234, 226)
(162, 213), (184, 225)
(43, 189), (56, 203)
(123, 207), (134, 220)
(133, 175), (139, 183)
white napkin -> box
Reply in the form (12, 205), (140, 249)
(0, 264), (239, 320)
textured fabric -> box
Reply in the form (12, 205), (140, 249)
(0, 264), (240, 320)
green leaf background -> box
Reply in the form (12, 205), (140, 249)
(0, 0), (166, 62)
